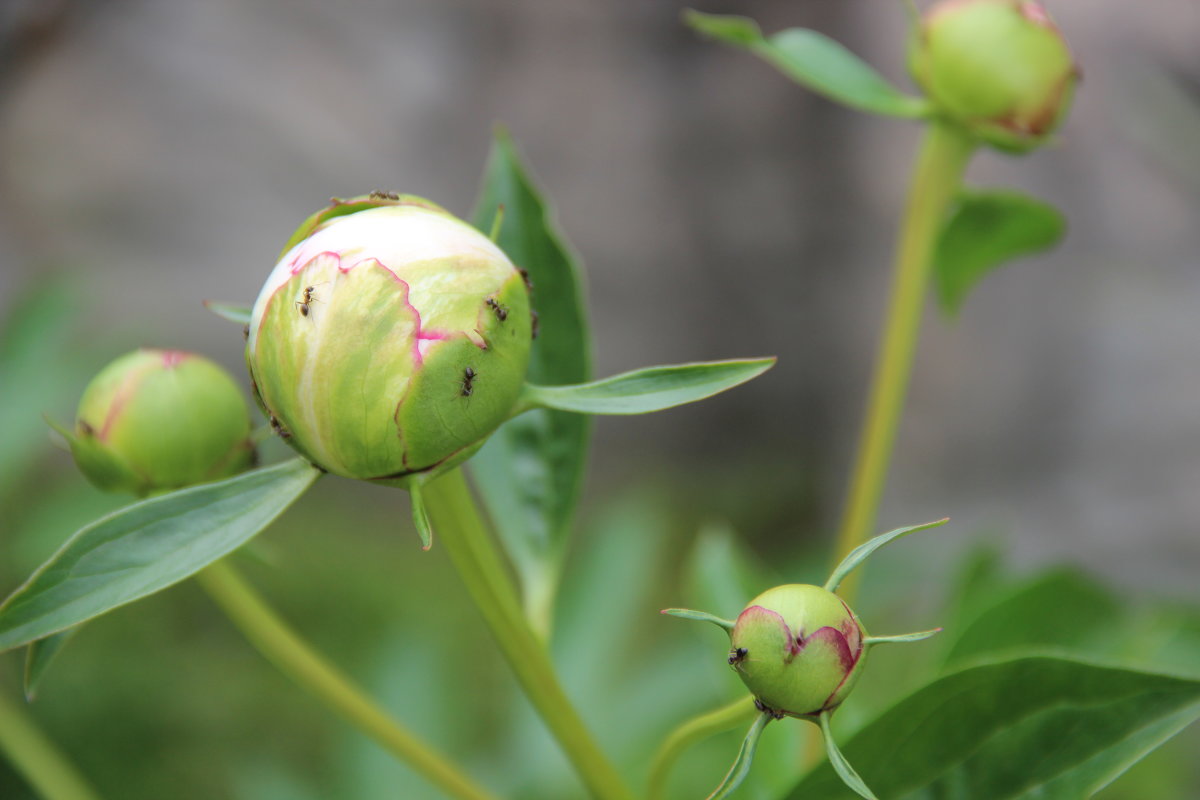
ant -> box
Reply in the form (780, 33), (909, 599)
(517, 267), (533, 291)
(728, 647), (748, 670)
(295, 282), (327, 318)
(530, 309), (539, 340)
(369, 190), (400, 201)
(485, 297), (508, 322)
(460, 366), (477, 398)
(269, 414), (291, 440)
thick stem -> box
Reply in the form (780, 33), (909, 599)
(423, 468), (634, 800)
(195, 561), (496, 800)
(0, 690), (101, 800)
(646, 697), (758, 800)
(831, 121), (975, 601)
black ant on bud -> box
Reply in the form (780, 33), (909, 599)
(530, 309), (539, 339)
(460, 366), (477, 397)
(269, 415), (291, 440)
(295, 282), (327, 318)
(485, 297), (508, 322)
(369, 190), (400, 201)
(728, 647), (748, 668)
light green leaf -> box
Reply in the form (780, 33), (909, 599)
(662, 608), (736, 631)
(707, 712), (772, 800)
(468, 127), (592, 632)
(934, 189), (1066, 314)
(824, 519), (948, 593)
(788, 656), (1200, 799)
(820, 710), (878, 800)
(684, 10), (930, 118)
(23, 628), (78, 700)
(519, 358), (775, 416)
(0, 458), (320, 652)
(202, 301), (253, 325)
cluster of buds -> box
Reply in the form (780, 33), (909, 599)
(909, 0), (1078, 152)
(53, 348), (255, 496)
(245, 194), (533, 489)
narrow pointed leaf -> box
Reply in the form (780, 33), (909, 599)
(789, 656), (1200, 799)
(202, 300), (253, 325)
(825, 518), (947, 593)
(707, 712), (772, 800)
(662, 608), (736, 631)
(23, 628), (78, 701)
(409, 483), (433, 551)
(934, 189), (1066, 314)
(820, 711), (878, 800)
(685, 11), (929, 118)
(521, 358), (775, 416)
(0, 458), (320, 652)
(863, 628), (942, 645)
(468, 128), (591, 626)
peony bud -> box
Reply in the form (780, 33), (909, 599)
(729, 584), (865, 718)
(246, 194), (532, 487)
(63, 348), (255, 495)
(909, 0), (1077, 153)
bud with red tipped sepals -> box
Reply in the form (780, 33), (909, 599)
(730, 584), (866, 718)
(909, 0), (1077, 153)
(60, 349), (255, 495)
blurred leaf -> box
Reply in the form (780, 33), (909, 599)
(684, 11), (929, 118)
(790, 656), (1200, 799)
(825, 519), (948, 592)
(939, 567), (1121, 671)
(934, 190), (1066, 314)
(468, 128), (592, 628)
(0, 281), (81, 501)
(202, 301), (252, 325)
(23, 627), (77, 700)
(521, 358), (774, 415)
(0, 458), (320, 652)
(683, 520), (768, 620)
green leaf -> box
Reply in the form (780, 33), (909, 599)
(788, 656), (1200, 799)
(0, 458), (320, 652)
(824, 519), (948, 593)
(662, 608), (736, 631)
(934, 189), (1066, 314)
(684, 10), (929, 118)
(468, 128), (592, 632)
(939, 567), (1121, 671)
(820, 710), (878, 800)
(23, 628), (78, 700)
(708, 712), (772, 800)
(520, 358), (775, 416)
(202, 300), (253, 325)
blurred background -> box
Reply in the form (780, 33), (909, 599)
(1, 0), (1198, 798)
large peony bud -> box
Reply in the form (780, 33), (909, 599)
(246, 194), (532, 487)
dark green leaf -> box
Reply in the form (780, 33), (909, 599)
(0, 458), (320, 652)
(684, 11), (929, 118)
(789, 656), (1200, 799)
(939, 568), (1121, 671)
(468, 128), (592, 629)
(520, 358), (774, 416)
(202, 301), (253, 325)
(934, 189), (1066, 314)
(23, 628), (78, 701)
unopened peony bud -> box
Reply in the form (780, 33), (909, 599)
(909, 0), (1077, 153)
(246, 194), (532, 487)
(63, 349), (255, 495)
(730, 584), (866, 718)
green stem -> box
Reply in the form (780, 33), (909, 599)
(195, 561), (496, 800)
(646, 697), (758, 800)
(0, 690), (101, 800)
(423, 468), (635, 800)
(830, 121), (975, 602)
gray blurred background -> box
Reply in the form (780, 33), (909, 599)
(1, 0), (1198, 594)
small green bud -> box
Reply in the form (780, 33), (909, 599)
(729, 584), (865, 718)
(246, 194), (532, 486)
(909, 0), (1077, 153)
(65, 349), (255, 495)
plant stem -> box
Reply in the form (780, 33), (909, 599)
(0, 690), (101, 800)
(830, 121), (975, 601)
(195, 560), (496, 800)
(646, 697), (758, 800)
(423, 468), (635, 800)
